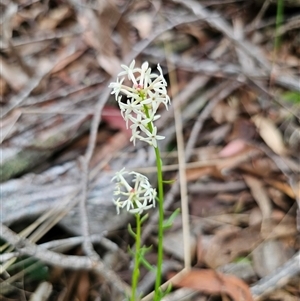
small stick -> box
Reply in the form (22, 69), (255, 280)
(1, 224), (131, 296)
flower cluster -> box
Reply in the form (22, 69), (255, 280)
(109, 60), (170, 147)
(112, 168), (156, 215)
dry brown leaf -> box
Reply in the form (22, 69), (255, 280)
(13, 2), (45, 25)
(239, 156), (278, 177)
(96, 54), (121, 77)
(0, 57), (29, 91)
(51, 49), (87, 74)
(76, 271), (90, 301)
(212, 100), (238, 124)
(201, 224), (262, 268)
(186, 166), (223, 182)
(39, 6), (71, 30)
(269, 289), (298, 301)
(264, 178), (296, 199)
(252, 114), (287, 155)
(229, 118), (256, 141)
(267, 187), (290, 210)
(170, 269), (253, 301)
(244, 175), (272, 220)
(0, 77), (9, 97)
(266, 214), (297, 239)
(130, 12), (153, 39)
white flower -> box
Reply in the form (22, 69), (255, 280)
(140, 126), (165, 148)
(128, 113), (151, 134)
(129, 130), (143, 146)
(109, 60), (170, 148)
(109, 77), (124, 99)
(112, 169), (156, 215)
(119, 98), (143, 127)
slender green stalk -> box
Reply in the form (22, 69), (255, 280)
(131, 214), (141, 301)
(275, 0), (284, 51)
(143, 105), (165, 300)
(153, 146), (164, 300)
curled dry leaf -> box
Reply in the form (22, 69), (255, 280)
(169, 269), (253, 301)
(252, 114), (287, 156)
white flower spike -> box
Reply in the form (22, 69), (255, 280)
(112, 168), (156, 215)
(109, 60), (170, 148)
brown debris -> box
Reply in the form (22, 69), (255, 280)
(1, 0), (299, 300)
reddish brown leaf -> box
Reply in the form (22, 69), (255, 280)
(170, 269), (253, 301)
(102, 105), (131, 137)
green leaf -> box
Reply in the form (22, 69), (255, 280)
(234, 256), (252, 264)
(127, 223), (136, 238)
(140, 257), (155, 272)
(282, 91), (300, 103)
(27, 262), (49, 282)
(140, 213), (149, 224)
(162, 179), (176, 184)
(163, 283), (172, 296)
(163, 208), (180, 230)
(155, 284), (172, 300)
(127, 246), (134, 257)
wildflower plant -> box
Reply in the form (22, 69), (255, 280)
(110, 60), (174, 300)
(112, 168), (156, 215)
(109, 60), (170, 146)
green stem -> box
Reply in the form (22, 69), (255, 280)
(154, 146), (164, 300)
(143, 105), (165, 300)
(275, 0), (284, 51)
(131, 214), (141, 301)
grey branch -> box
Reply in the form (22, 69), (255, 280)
(250, 250), (300, 299)
(1, 224), (131, 296)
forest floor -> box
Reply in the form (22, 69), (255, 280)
(1, 0), (300, 301)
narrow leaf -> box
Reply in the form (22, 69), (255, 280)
(163, 208), (180, 229)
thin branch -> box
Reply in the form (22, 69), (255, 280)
(165, 44), (191, 270)
(250, 251), (300, 300)
(1, 224), (131, 296)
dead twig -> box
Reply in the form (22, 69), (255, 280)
(0, 224), (131, 296)
(78, 88), (110, 260)
(250, 251), (300, 300)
